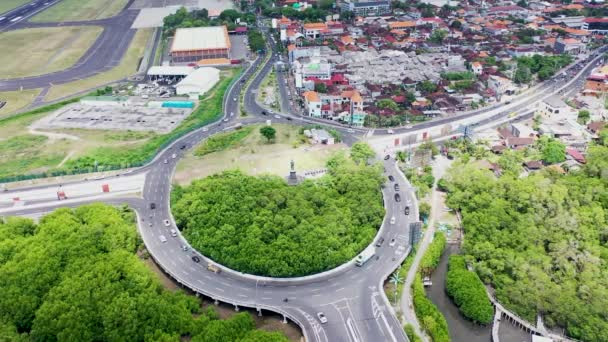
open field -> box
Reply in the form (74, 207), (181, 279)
(0, 89), (41, 118)
(0, 0), (30, 14)
(30, 0), (129, 22)
(45, 28), (152, 102)
(0, 26), (103, 79)
(174, 124), (348, 185)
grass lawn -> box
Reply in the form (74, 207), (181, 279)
(30, 0), (128, 22)
(0, 26), (103, 79)
(0, 89), (41, 119)
(0, 0), (30, 14)
(257, 69), (279, 111)
(45, 28), (152, 102)
(173, 124), (348, 185)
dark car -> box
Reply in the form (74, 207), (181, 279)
(388, 175), (395, 182)
(286, 117), (292, 121)
(192, 256), (201, 263)
(384, 155), (390, 160)
(404, 206), (410, 215)
(261, 110), (267, 115)
(394, 184), (400, 191)
(150, 203), (156, 210)
(376, 237), (385, 247)
(394, 194), (401, 202)
(180, 144), (186, 150)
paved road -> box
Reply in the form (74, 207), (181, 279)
(0, 0), (138, 91)
(1, 21), (606, 342)
(0, 0), (61, 30)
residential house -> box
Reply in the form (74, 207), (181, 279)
(303, 91), (322, 117)
(537, 95), (568, 117)
(505, 137), (535, 149)
(554, 38), (586, 55)
(471, 61), (483, 75)
(303, 23), (327, 39)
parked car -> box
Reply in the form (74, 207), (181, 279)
(394, 184), (400, 191)
(388, 175), (395, 182)
(390, 216), (396, 224)
(376, 237), (385, 247)
(163, 219), (170, 227)
(404, 206), (410, 215)
(159, 235), (167, 243)
(395, 194), (401, 202)
(170, 229), (177, 237)
(389, 238), (396, 247)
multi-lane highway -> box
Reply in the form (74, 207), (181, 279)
(0, 0), (139, 92)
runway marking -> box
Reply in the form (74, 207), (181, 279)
(214, 287), (225, 292)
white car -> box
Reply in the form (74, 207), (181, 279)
(274, 115), (281, 119)
(202, 127), (208, 132)
(159, 235), (167, 243)
(233, 97), (237, 101)
(170, 229), (178, 237)
(317, 312), (328, 324)
(230, 112), (234, 116)
(171, 153), (176, 159)
(389, 238), (396, 247)
(163, 219), (170, 227)
(390, 216), (396, 224)
(163, 159), (168, 164)
(387, 129), (395, 134)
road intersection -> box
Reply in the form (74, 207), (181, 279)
(1, 18), (606, 342)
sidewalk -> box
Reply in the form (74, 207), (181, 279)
(399, 156), (452, 342)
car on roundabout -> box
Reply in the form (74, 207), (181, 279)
(317, 312), (328, 324)
(192, 255), (201, 263)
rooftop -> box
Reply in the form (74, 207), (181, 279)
(171, 26), (230, 53)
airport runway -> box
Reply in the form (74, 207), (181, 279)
(0, 0), (140, 92)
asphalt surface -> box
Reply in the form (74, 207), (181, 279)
(0, 0), (138, 91)
(0, 0), (61, 30)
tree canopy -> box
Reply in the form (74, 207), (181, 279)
(0, 204), (287, 341)
(444, 146), (608, 341)
(171, 152), (385, 277)
(446, 255), (494, 324)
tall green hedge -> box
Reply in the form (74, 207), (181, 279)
(420, 232), (446, 273)
(446, 255), (494, 324)
(413, 273), (450, 342)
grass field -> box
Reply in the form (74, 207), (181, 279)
(45, 28), (152, 102)
(174, 124), (348, 185)
(0, 89), (41, 119)
(30, 0), (129, 22)
(0, 0), (30, 14)
(0, 26), (103, 79)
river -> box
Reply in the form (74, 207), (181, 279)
(426, 243), (534, 342)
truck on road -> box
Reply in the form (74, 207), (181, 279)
(355, 245), (376, 267)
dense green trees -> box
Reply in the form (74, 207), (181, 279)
(445, 256), (493, 324)
(247, 30), (266, 53)
(350, 142), (376, 164)
(444, 146), (608, 341)
(0, 205), (287, 341)
(538, 136), (566, 164)
(172, 152), (385, 277)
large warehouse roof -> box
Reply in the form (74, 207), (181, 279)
(147, 66), (194, 76)
(171, 26), (231, 52)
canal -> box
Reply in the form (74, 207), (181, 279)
(425, 243), (491, 342)
(426, 243), (533, 342)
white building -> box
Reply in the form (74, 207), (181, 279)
(175, 67), (220, 98)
